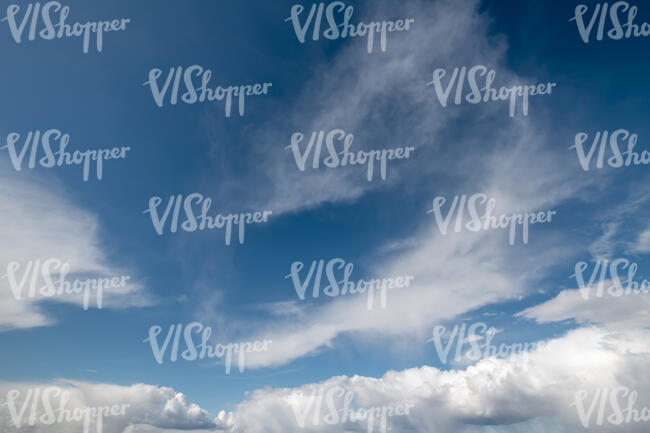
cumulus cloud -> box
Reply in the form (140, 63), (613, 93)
(0, 380), (216, 433)
(213, 327), (650, 433)
(6, 328), (649, 433)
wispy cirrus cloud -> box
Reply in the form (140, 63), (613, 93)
(0, 163), (151, 331)
(193, 0), (599, 370)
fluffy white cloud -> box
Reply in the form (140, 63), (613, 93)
(0, 380), (216, 433)
(5, 327), (649, 433)
(213, 327), (650, 433)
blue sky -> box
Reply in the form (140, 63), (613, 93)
(2, 0), (650, 432)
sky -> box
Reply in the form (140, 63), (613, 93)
(1, 0), (650, 432)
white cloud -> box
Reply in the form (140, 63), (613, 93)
(207, 114), (588, 370)
(204, 0), (513, 214)
(0, 164), (151, 331)
(0, 380), (216, 433)
(518, 284), (650, 330)
(589, 190), (650, 260)
(196, 0), (595, 371)
(630, 227), (650, 254)
(213, 327), (650, 433)
(122, 427), (217, 433)
(5, 328), (649, 433)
